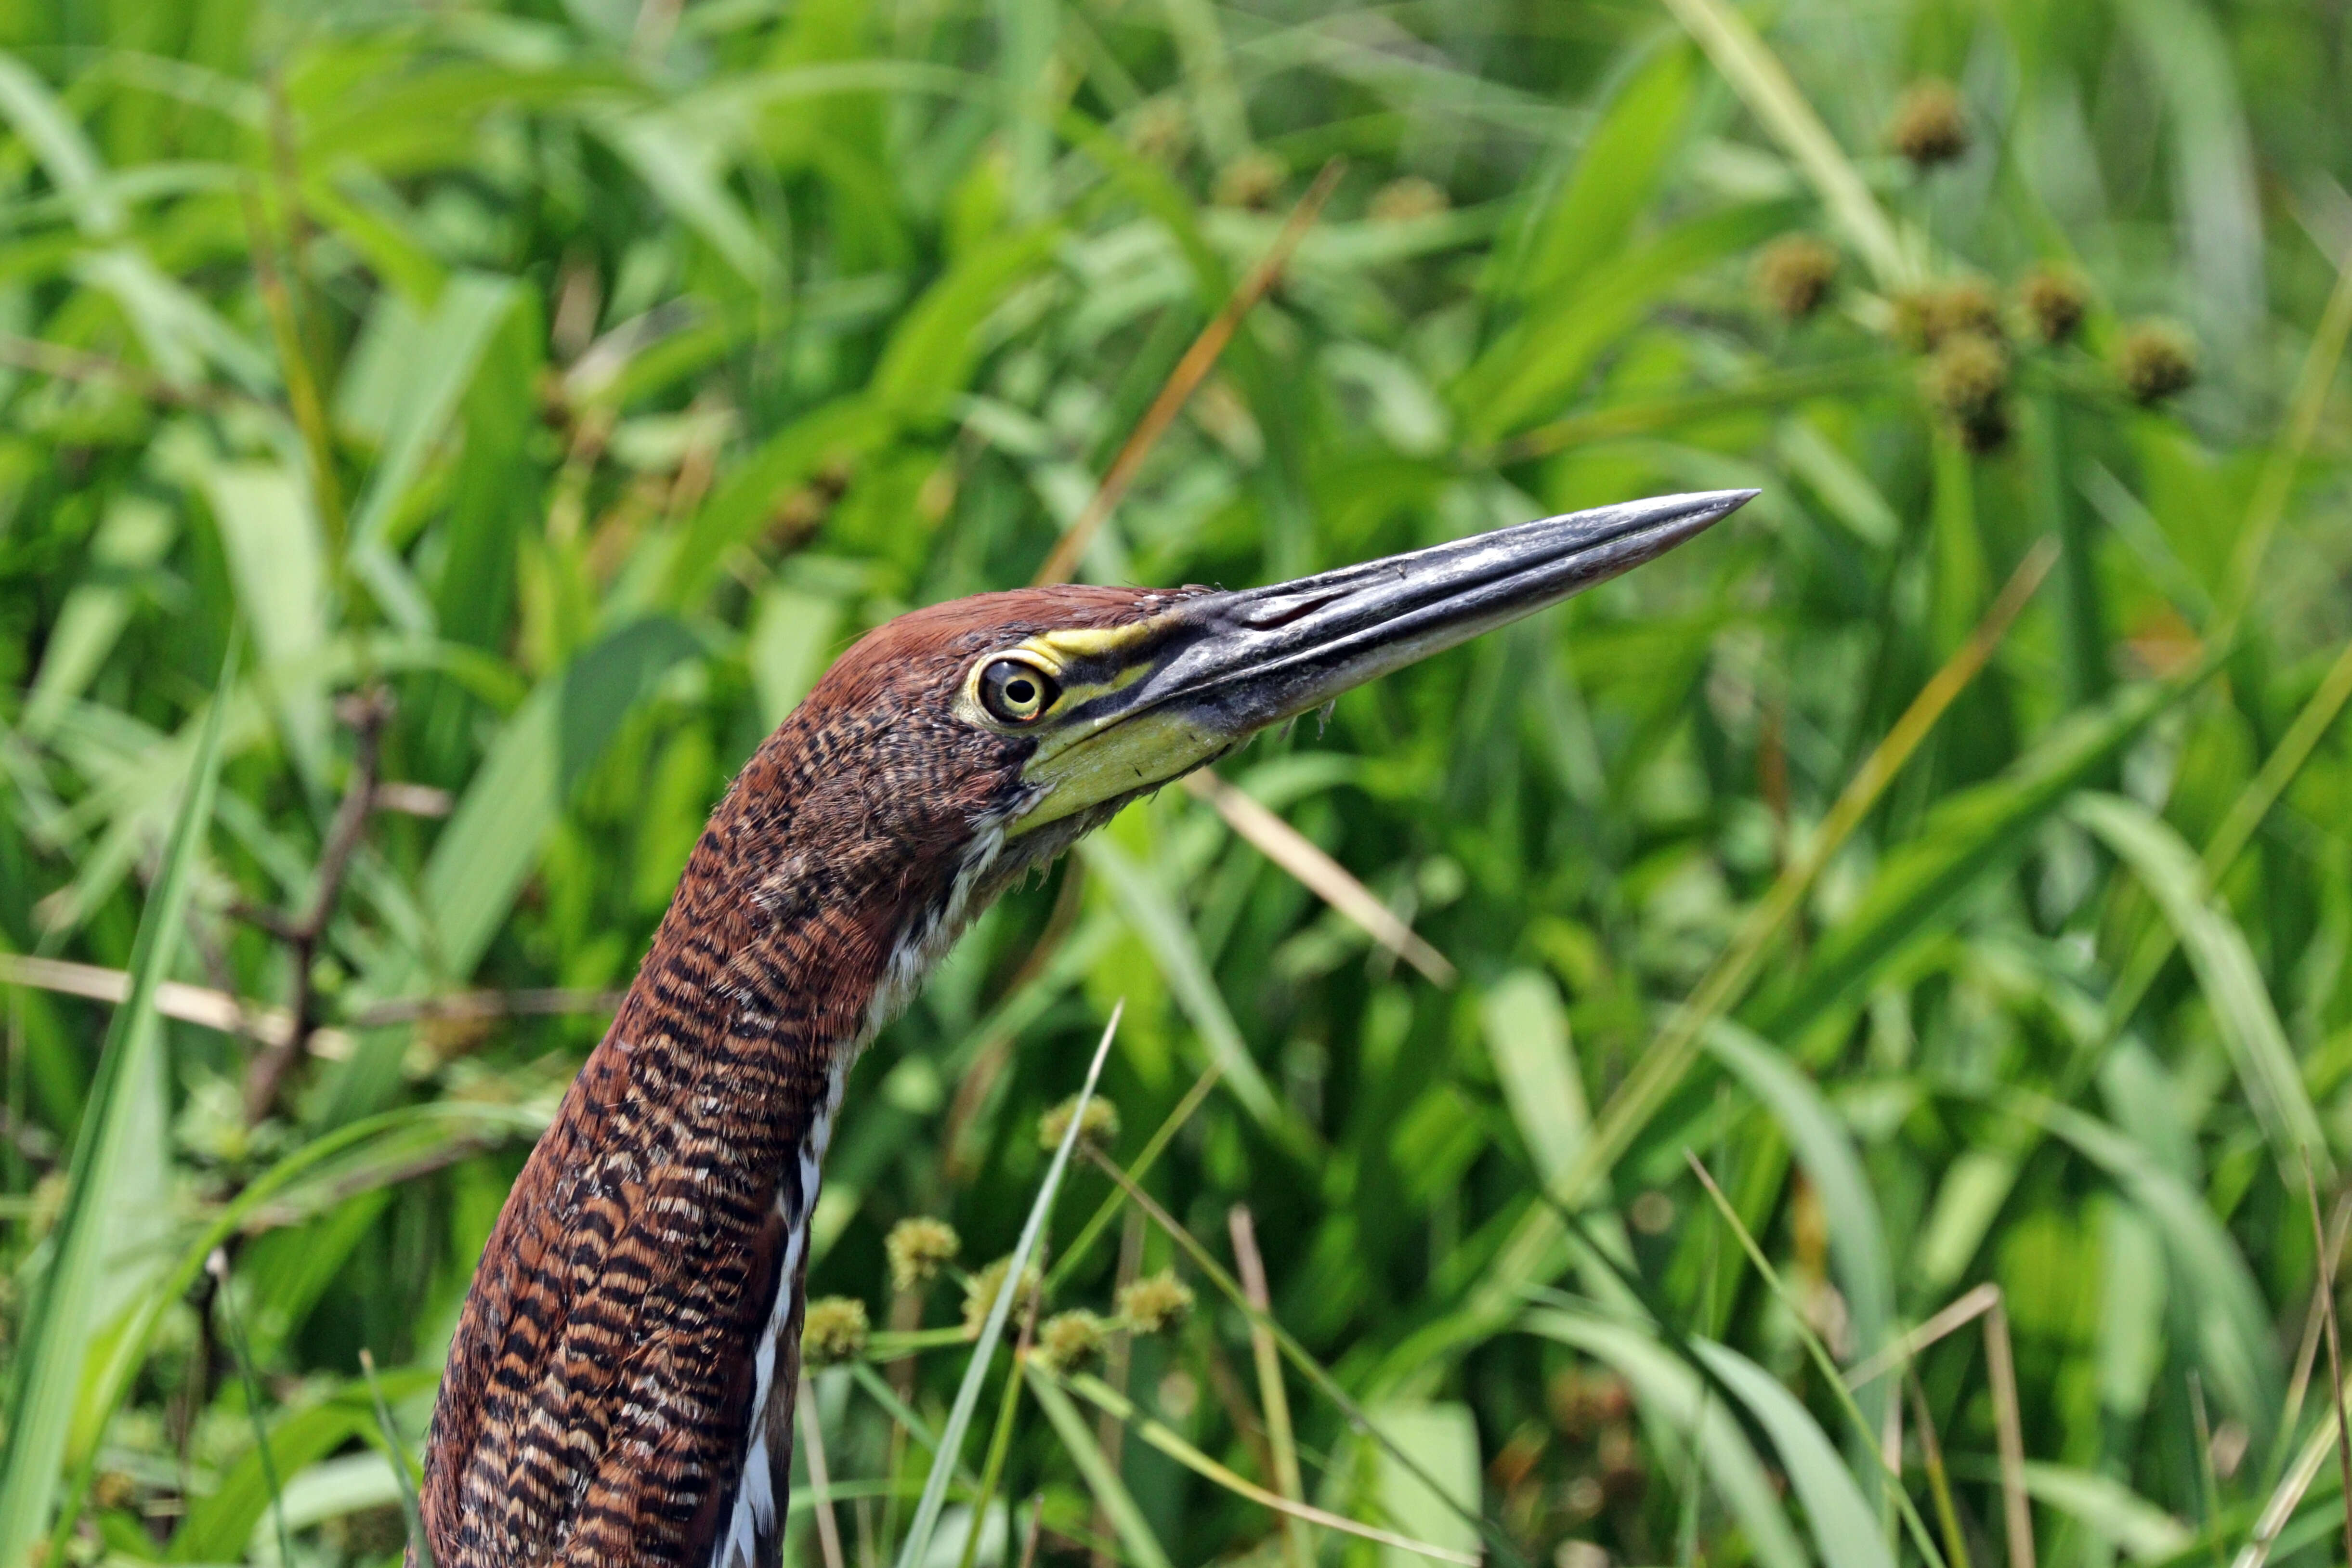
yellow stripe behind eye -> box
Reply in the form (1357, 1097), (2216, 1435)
(1033, 624), (1155, 662)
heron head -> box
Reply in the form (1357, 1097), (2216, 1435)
(778, 489), (1751, 907)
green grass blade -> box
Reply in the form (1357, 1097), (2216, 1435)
(1077, 837), (1290, 1137)
(358, 1349), (434, 1568)
(1656, 0), (1909, 285)
(1053, 1368), (1477, 1565)
(1522, 1309), (1806, 1568)
(1025, 1369), (1175, 1568)
(893, 1003), (1123, 1568)
(0, 634), (235, 1563)
(2018, 1093), (2281, 1439)
(1693, 1341), (1900, 1568)
(1704, 1021), (1895, 1395)
(2070, 793), (2331, 1176)
(407, 616), (699, 987)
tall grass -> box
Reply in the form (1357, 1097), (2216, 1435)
(2, 0), (2351, 1564)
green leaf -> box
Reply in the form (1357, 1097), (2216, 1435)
(747, 585), (845, 729)
(1751, 677), (2200, 1037)
(1657, 0), (1910, 285)
(0, 637), (233, 1562)
(1694, 1339), (1898, 1568)
(1504, 45), (1695, 301)
(195, 461), (330, 781)
(22, 496), (176, 738)
(413, 616), (700, 984)
(1076, 836), (1287, 1137)
(1704, 1021), (1893, 1374)
(1522, 1309), (1807, 1568)
(661, 396), (897, 608)
(2016, 1093), (2279, 1439)
(597, 110), (782, 287)
(1455, 203), (1792, 441)
(343, 272), (525, 550)
(0, 51), (122, 237)
(168, 1372), (434, 1562)
(2068, 792), (2329, 1175)
(1363, 1402), (1482, 1568)
(869, 224), (1060, 420)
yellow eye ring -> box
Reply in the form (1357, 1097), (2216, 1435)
(977, 657), (1061, 724)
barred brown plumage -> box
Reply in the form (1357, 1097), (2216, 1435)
(418, 491), (1750, 1567)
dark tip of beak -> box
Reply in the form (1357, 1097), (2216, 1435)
(1147, 489), (1755, 736)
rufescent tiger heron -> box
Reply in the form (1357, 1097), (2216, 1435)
(419, 487), (1753, 1568)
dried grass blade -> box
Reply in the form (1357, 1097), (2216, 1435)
(1184, 771), (1455, 985)
(1983, 1297), (2036, 1568)
(799, 1377), (848, 1568)
(0, 951), (294, 1047)
(1231, 1204), (1313, 1568)
(2302, 1159), (2352, 1568)
(1033, 160), (1342, 585)
(1843, 1283), (2001, 1391)
(1907, 1372), (1974, 1568)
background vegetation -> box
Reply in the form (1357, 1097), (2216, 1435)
(3, 0), (2351, 1564)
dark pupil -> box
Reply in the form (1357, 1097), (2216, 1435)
(983, 660), (1056, 721)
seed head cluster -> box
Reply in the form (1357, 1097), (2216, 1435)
(1116, 1269), (1195, 1334)
(2020, 268), (2089, 345)
(886, 1216), (960, 1294)
(2117, 321), (2197, 404)
(1889, 79), (1970, 168)
(962, 1256), (1043, 1336)
(1755, 235), (1839, 321)
(1035, 1310), (1110, 1372)
(1894, 279), (2004, 353)
(1214, 150), (1286, 209)
(801, 1296), (869, 1366)
(1038, 1095), (1120, 1152)
(1370, 176), (1450, 225)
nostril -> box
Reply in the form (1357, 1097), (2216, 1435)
(1236, 589), (1347, 630)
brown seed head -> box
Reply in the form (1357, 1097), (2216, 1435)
(1039, 1094), (1120, 1152)
(1755, 235), (1839, 321)
(886, 1216), (961, 1294)
(1128, 97), (1191, 164)
(1889, 79), (1970, 167)
(1547, 1366), (1633, 1439)
(1116, 1269), (1195, 1334)
(801, 1296), (870, 1366)
(1923, 332), (2009, 421)
(1891, 279), (2004, 353)
(2117, 321), (2196, 404)
(2020, 267), (2090, 345)
(1214, 149), (1287, 209)
(1369, 175), (1450, 224)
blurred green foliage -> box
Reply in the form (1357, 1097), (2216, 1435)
(2, 0), (2351, 1564)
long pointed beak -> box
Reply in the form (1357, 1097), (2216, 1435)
(1145, 488), (1751, 734)
(1014, 489), (1753, 831)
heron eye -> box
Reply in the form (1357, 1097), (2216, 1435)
(979, 657), (1061, 724)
